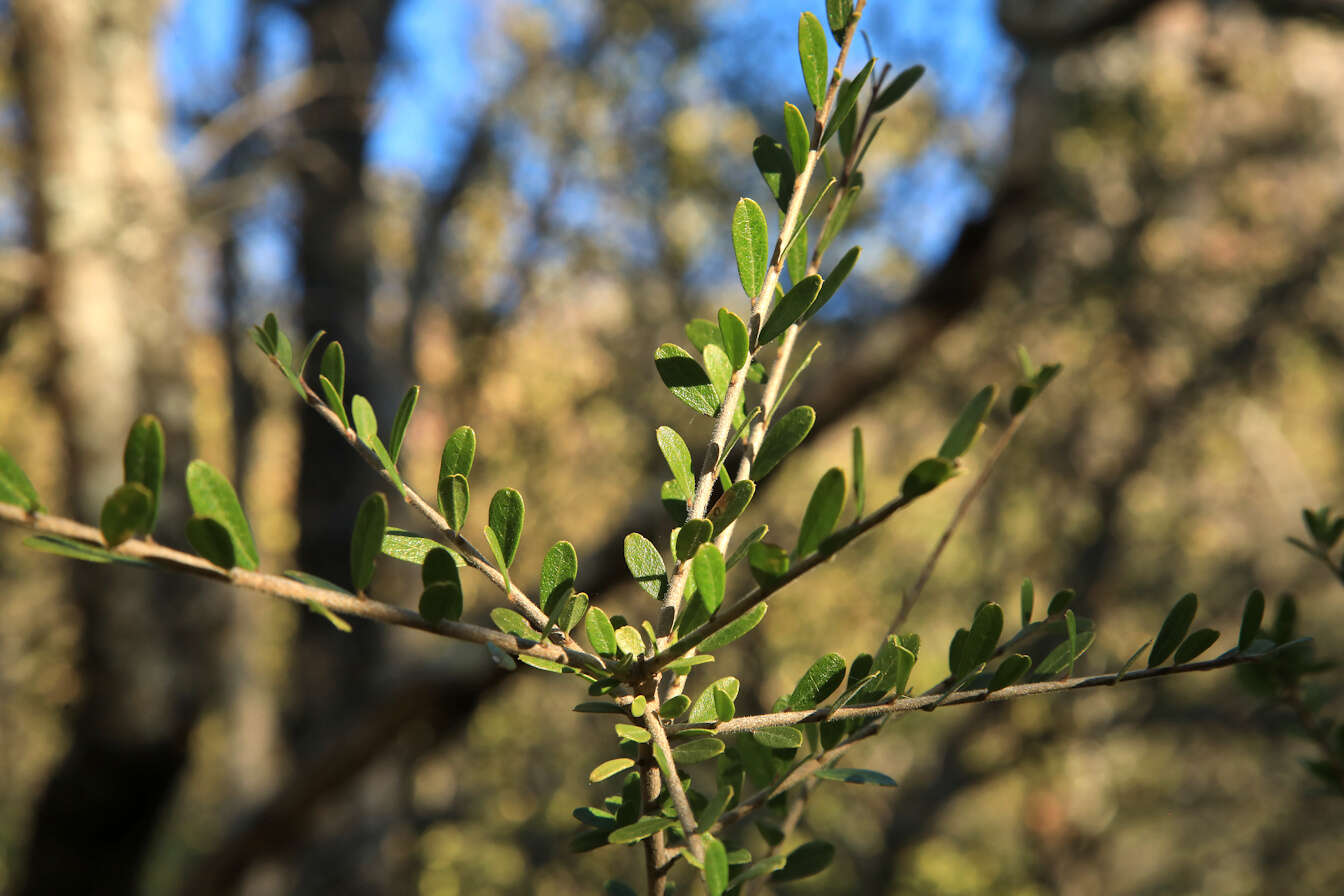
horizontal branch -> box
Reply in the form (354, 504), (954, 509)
(673, 644), (1298, 737)
(0, 502), (604, 670)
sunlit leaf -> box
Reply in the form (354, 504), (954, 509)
(675, 518), (713, 562)
(488, 488), (524, 568)
(624, 533), (667, 599)
(753, 406), (815, 481)
(753, 135), (795, 211)
(185, 459), (259, 570)
(25, 534), (150, 566)
(748, 542), (790, 588)
(123, 415), (164, 528)
(700, 604), (767, 651)
(732, 198), (769, 298)
(752, 726), (802, 749)
(796, 467), (846, 557)
(759, 275), (822, 346)
(586, 606), (617, 655)
(388, 385), (419, 463)
(718, 308), (750, 369)
(707, 480), (755, 537)
(589, 757), (635, 783)
(99, 483), (153, 547)
(783, 101), (810, 173)
(350, 394), (377, 444)
(787, 652), (846, 710)
(797, 12), (828, 109)
(820, 59), (874, 147)
(692, 544), (726, 615)
(0, 447), (43, 511)
(350, 492), (388, 592)
(690, 677), (740, 724)
(655, 344), (719, 417)
(439, 425), (476, 482)
(672, 737), (726, 764)
(186, 515), (236, 570)
(438, 473), (469, 531)
(938, 385), (998, 460)
(540, 540), (579, 615)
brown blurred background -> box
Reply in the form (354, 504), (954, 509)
(1, 0), (1342, 893)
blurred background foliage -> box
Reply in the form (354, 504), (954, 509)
(0, 0), (1342, 893)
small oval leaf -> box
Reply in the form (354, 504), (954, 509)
(186, 459), (259, 570)
(759, 275), (822, 346)
(186, 515), (236, 570)
(439, 425), (476, 481)
(438, 473), (469, 531)
(541, 540), (579, 615)
(655, 344), (719, 417)
(939, 385), (999, 460)
(123, 415), (165, 528)
(388, 385), (419, 463)
(585, 606), (618, 655)
(488, 488), (525, 568)
(419, 582), (462, 623)
(1148, 593), (1199, 667)
(732, 198), (769, 298)
(707, 479), (755, 536)
(99, 483), (154, 548)
(350, 492), (388, 592)
(796, 468), (846, 558)
(624, 533), (667, 599)
(656, 427), (696, 507)
(753, 406), (815, 481)
(797, 12), (828, 109)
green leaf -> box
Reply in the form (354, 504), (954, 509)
(388, 385), (419, 463)
(1035, 630), (1095, 677)
(586, 606), (617, 655)
(692, 544), (727, 614)
(615, 723), (650, 743)
(552, 591), (588, 636)
(815, 767), (897, 786)
(296, 329), (325, 380)
(186, 515), (236, 570)
(707, 480), (754, 537)
(491, 607), (539, 641)
(285, 570), (354, 596)
(718, 309), (750, 369)
(752, 726), (802, 749)
(939, 385), (998, 460)
(690, 677), (740, 724)
(781, 179), (834, 259)
(540, 540), (578, 615)
(796, 467), (846, 557)
(753, 136), (795, 211)
(661, 479), (688, 523)
(685, 318), (724, 353)
(318, 376), (349, 429)
(783, 102), (810, 173)
(786, 216), (808, 286)
(614, 625), (645, 656)
(419, 582), (462, 623)
(965, 602), (1004, 667)
(351, 394), (377, 444)
(759, 275), (822, 346)
(990, 654), (1032, 691)
(609, 815), (676, 845)
(732, 198), (769, 298)
(675, 518), (713, 562)
(589, 757), (635, 783)
(788, 653), (846, 709)
(185, 459), (259, 570)
(1021, 579), (1035, 627)
(24, 534), (150, 566)
(753, 405), (815, 480)
(900, 457), (956, 500)
(1148, 593), (1199, 668)
(726, 524), (768, 570)
(487, 488), (524, 568)
(701, 603), (767, 651)
(1239, 590), (1265, 651)
(1047, 589), (1075, 616)
(0, 447), (42, 511)
(439, 425), (476, 482)
(797, 12), (828, 109)
(672, 737), (726, 765)
(656, 426), (695, 505)
(320, 341), (345, 398)
(712, 686), (736, 722)
(873, 64), (925, 111)
(655, 343), (719, 417)
(704, 834), (730, 896)
(815, 183), (861, 259)
(381, 527), (443, 564)
(350, 492), (388, 592)
(772, 840), (835, 882)
(748, 542), (790, 588)
(826, 0), (853, 39)
(305, 601), (352, 633)
(123, 415), (165, 528)
(1174, 628), (1219, 664)
(573, 701), (625, 715)
(660, 694), (691, 720)
(624, 533), (667, 599)
(483, 526), (512, 593)
(261, 313), (280, 351)
(438, 474), (469, 531)
(820, 59), (874, 148)
(836, 86), (857, 156)
(99, 483), (154, 548)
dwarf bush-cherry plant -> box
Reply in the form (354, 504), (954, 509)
(0, 2), (1325, 893)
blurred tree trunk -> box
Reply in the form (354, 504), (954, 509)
(11, 1), (226, 894)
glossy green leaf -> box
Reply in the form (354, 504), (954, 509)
(123, 414), (164, 527)
(540, 540), (579, 615)
(99, 483), (153, 548)
(655, 343), (719, 417)
(589, 757), (635, 783)
(702, 343), (734, 408)
(614, 625), (645, 656)
(1174, 628), (1220, 664)
(439, 425), (476, 482)
(320, 341), (345, 398)
(186, 515), (236, 570)
(350, 492), (388, 592)
(759, 275), (822, 346)
(672, 737), (725, 765)
(1148, 593), (1199, 667)
(1239, 589), (1265, 651)
(692, 544), (726, 614)
(815, 767), (897, 786)
(350, 394), (377, 444)
(797, 12), (828, 109)
(732, 198), (769, 298)
(421, 546), (459, 587)
(615, 723), (650, 743)
(685, 318), (723, 353)
(24, 534), (149, 566)
(788, 652), (846, 710)
(900, 457), (956, 500)
(296, 330), (325, 380)
(753, 136), (795, 211)
(623, 533), (667, 599)
(820, 58), (874, 148)
(483, 526), (512, 593)
(656, 426), (695, 504)
(826, 0), (853, 39)
(718, 309), (750, 369)
(712, 686), (735, 723)
(873, 63), (925, 111)
(748, 541), (790, 588)
(381, 527), (443, 564)
(388, 385), (419, 463)
(772, 840), (835, 882)
(690, 677), (740, 724)
(796, 467), (846, 557)
(725, 523), (768, 570)
(816, 182), (861, 259)
(675, 518), (713, 562)
(753, 405), (815, 480)
(318, 376), (349, 429)
(752, 726), (802, 749)
(487, 488), (524, 568)
(990, 654), (1032, 691)
(704, 834), (730, 896)
(0, 447), (42, 511)
(552, 591), (588, 636)
(419, 582), (462, 623)
(438, 474), (469, 531)
(661, 479), (688, 523)
(1020, 578), (1035, 626)
(491, 607), (538, 641)
(584, 606), (617, 655)
(783, 101), (810, 172)
(658, 695), (690, 721)
(261, 312), (280, 351)
(185, 459), (259, 570)
(700, 603), (767, 651)
(965, 602), (1004, 667)
(939, 385), (998, 460)
(707, 480), (754, 537)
